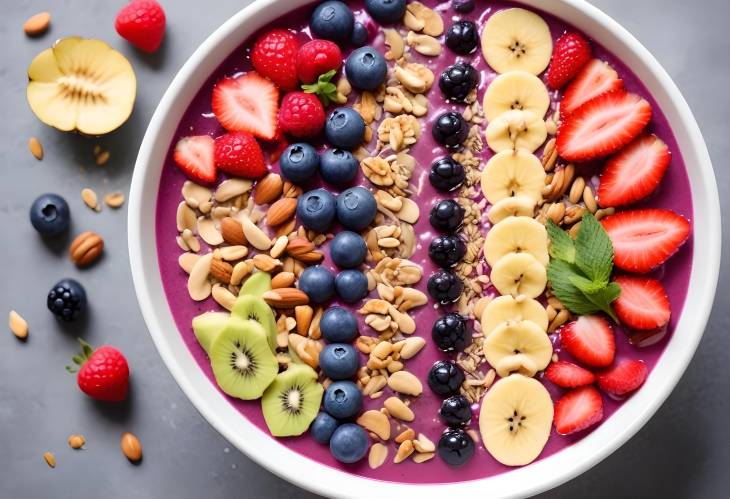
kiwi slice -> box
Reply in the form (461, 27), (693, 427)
(261, 364), (324, 437)
(240, 271), (272, 298)
(232, 295), (278, 352)
(209, 317), (277, 400)
(192, 311), (230, 353)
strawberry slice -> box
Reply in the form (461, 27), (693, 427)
(560, 315), (615, 368)
(613, 276), (671, 330)
(597, 359), (648, 396)
(173, 135), (216, 184)
(561, 59), (623, 116)
(557, 92), (652, 162)
(553, 386), (604, 435)
(545, 360), (596, 388)
(598, 135), (671, 207)
(212, 72), (279, 141)
(602, 209), (690, 273)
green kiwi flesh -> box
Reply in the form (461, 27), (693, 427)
(239, 271), (272, 298)
(192, 311), (230, 353)
(232, 295), (278, 353)
(261, 364), (323, 437)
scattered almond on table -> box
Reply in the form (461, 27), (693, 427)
(43, 451), (56, 468)
(120, 432), (143, 462)
(24, 12), (51, 37)
(9, 310), (28, 339)
(28, 137), (43, 160)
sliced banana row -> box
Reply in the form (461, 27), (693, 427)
(481, 8), (553, 75)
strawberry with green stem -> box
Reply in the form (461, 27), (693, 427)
(67, 339), (129, 402)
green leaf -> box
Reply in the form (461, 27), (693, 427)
(546, 220), (575, 263)
(583, 282), (621, 322)
(547, 260), (602, 316)
(569, 273), (605, 294)
(302, 70), (338, 106)
(575, 213), (613, 285)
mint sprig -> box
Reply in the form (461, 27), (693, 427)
(302, 70), (338, 106)
(546, 213), (620, 321)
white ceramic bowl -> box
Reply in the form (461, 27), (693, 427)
(128, 1), (720, 497)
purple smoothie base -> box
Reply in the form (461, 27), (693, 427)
(154, 0), (694, 484)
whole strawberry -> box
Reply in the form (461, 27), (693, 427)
(251, 29), (300, 91)
(115, 0), (166, 53)
(545, 32), (591, 90)
(296, 39), (342, 84)
(68, 339), (129, 402)
(278, 92), (326, 138)
(214, 132), (268, 179)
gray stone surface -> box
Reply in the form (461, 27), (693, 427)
(0, 0), (727, 497)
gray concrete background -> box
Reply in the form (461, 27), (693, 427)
(1, 1), (727, 497)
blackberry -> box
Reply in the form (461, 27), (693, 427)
(431, 312), (469, 351)
(427, 360), (465, 396)
(429, 157), (466, 192)
(439, 62), (478, 102)
(428, 235), (466, 268)
(429, 200), (465, 232)
(427, 270), (463, 305)
(432, 112), (468, 150)
(47, 279), (87, 322)
(445, 20), (479, 55)
(438, 428), (475, 466)
(452, 0), (475, 13)
(439, 395), (472, 426)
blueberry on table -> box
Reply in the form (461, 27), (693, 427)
(432, 111), (468, 150)
(429, 157), (466, 192)
(429, 234), (467, 268)
(428, 360), (465, 396)
(364, 0), (406, 23)
(345, 46), (387, 91)
(310, 1), (354, 45)
(296, 188), (337, 233)
(335, 270), (369, 303)
(323, 380), (363, 419)
(350, 22), (369, 47)
(336, 186), (376, 231)
(311, 411), (340, 444)
(279, 143), (320, 184)
(438, 428), (475, 466)
(30, 193), (70, 236)
(298, 265), (336, 304)
(427, 269), (464, 305)
(320, 343), (360, 380)
(439, 395), (472, 426)
(431, 312), (470, 352)
(429, 199), (465, 232)
(330, 423), (369, 463)
(47, 278), (86, 322)
(439, 62), (479, 102)
(325, 107), (366, 150)
(445, 20), (479, 55)
(320, 148), (359, 186)
(330, 231), (367, 268)
(320, 307), (359, 343)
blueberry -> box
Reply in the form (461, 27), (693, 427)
(311, 412), (340, 444)
(336, 186), (376, 231)
(30, 193), (70, 236)
(320, 343), (360, 380)
(47, 278), (87, 322)
(439, 395), (472, 427)
(430, 199), (465, 232)
(429, 234), (466, 268)
(429, 157), (466, 192)
(298, 265), (335, 304)
(432, 112), (468, 150)
(432, 312), (469, 352)
(325, 107), (366, 150)
(445, 20), (479, 54)
(279, 143), (320, 184)
(335, 270), (369, 303)
(345, 46), (387, 91)
(427, 270), (463, 305)
(350, 22), (369, 47)
(296, 188), (337, 232)
(439, 62), (479, 102)
(310, 1), (354, 45)
(437, 428), (475, 466)
(452, 0), (475, 13)
(321, 307), (359, 342)
(330, 231), (367, 268)
(330, 423), (369, 463)
(428, 360), (465, 396)
(320, 149), (359, 186)
(364, 0), (406, 23)
(323, 381), (363, 419)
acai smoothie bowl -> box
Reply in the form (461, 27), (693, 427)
(128, 0), (720, 497)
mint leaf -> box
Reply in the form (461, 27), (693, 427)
(547, 220), (575, 263)
(569, 273), (605, 294)
(575, 213), (613, 285)
(547, 260), (603, 315)
(302, 70), (338, 106)
(583, 282), (621, 322)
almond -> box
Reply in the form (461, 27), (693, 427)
(286, 236), (315, 256)
(282, 181), (303, 198)
(220, 217), (246, 245)
(69, 231), (104, 267)
(383, 397), (414, 422)
(252, 254), (282, 273)
(295, 251), (325, 263)
(263, 288), (309, 308)
(271, 271), (295, 289)
(253, 173), (283, 204)
(120, 432), (142, 462)
(295, 305), (313, 336)
(356, 410), (391, 440)
(24, 12), (51, 37)
(210, 258), (233, 283)
(267, 198), (297, 227)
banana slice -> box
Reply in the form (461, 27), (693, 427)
(481, 8), (553, 75)
(488, 196), (536, 224)
(490, 252), (547, 298)
(479, 374), (553, 466)
(484, 216), (549, 267)
(483, 320), (552, 377)
(481, 295), (548, 336)
(481, 149), (546, 205)
(483, 71), (550, 122)
(486, 110), (547, 153)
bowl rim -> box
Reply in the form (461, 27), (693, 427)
(128, 0), (720, 497)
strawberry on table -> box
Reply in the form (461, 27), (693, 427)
(251, 29), (300, 91)
(560, 59), (623, 116)
(115, 0), (166, 53)
(557, 91), (652, 162)
(545, 33), (591, 90)
(67, 339), (129, 402)
(545, 360), (596, 388)
(560, 315), (616, 368)
(597, 359), (648, 396)
(212, 72), (279, 141)
(613, 275), (671, 330)
(173, 135), (216, 184)
(553, 386), (604, 435)
(598, 135), (671, 207)
(296, 39), (342, 84)
(278, 91), (326, 138)
(214, 132), (267, 179)
(602, 209), (690, 273)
